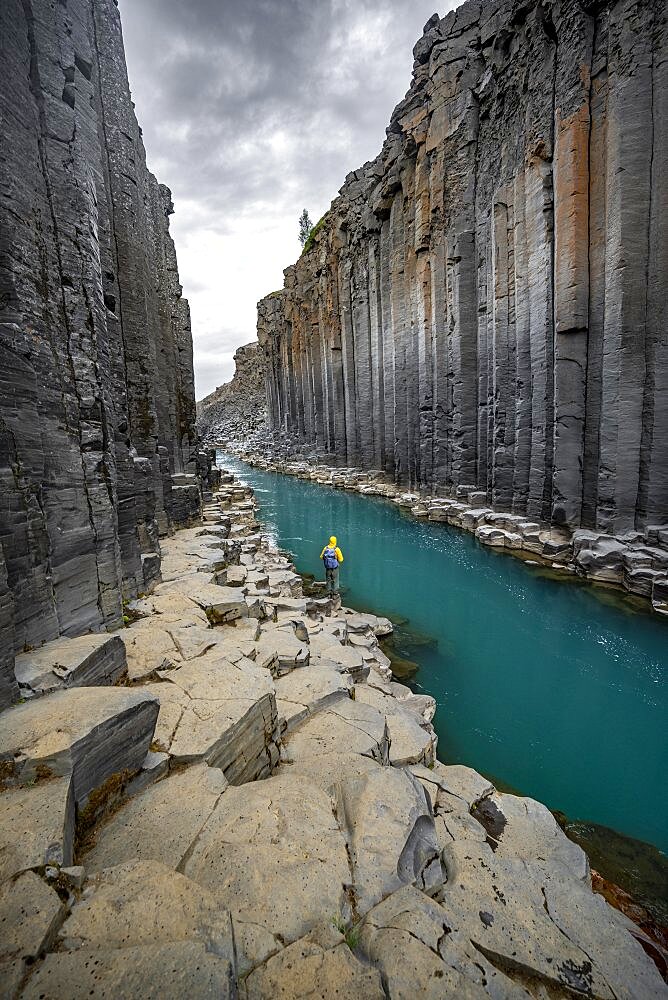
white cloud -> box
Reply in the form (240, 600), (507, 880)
(118, 0), (455, 399)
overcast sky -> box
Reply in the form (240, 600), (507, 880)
(118, 0), (454, 399)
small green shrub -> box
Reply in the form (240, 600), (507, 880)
(301, 213), (328, 256)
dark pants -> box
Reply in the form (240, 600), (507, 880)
(325, 566), (339, 594)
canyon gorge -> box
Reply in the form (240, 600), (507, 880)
(0, 0), (667, 997)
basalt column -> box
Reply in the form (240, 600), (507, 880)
(0, 0), (200, 706)
(257, 0), (668, 539)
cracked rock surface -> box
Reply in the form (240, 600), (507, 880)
(0, 472), (664, 997)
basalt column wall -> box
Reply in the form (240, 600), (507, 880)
(0, 0), (199, 706)
(258, 0), (667, 539)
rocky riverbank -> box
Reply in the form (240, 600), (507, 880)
(219, 437), (668, 619)
(1, 470), (665, 998)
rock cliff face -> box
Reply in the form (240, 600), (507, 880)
(258, 0), (667, 541)
(0, 0), (201, 707)
(197, 341), (267, 444)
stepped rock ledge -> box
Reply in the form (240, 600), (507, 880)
(1, 470), (665, 997)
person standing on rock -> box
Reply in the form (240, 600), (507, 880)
(320, 535), (344, 594)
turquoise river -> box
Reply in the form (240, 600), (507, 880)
(219, 454), (668, 861)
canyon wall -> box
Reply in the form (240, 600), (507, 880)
(0, 0), (201, 706)
(258, 0), (667, 540)
(197, 341), (267, 443)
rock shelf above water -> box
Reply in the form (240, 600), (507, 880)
(0, 473), (665, 998)
(221, 443), (668, 618)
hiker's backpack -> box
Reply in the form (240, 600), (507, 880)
(323, 546), (338, 570)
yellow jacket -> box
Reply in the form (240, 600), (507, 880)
(320, 536), (343, 563)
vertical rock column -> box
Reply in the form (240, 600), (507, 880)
(257, 0), (667, 537)
(0, 0), (199, 708)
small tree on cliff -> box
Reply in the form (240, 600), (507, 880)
(298, 209), (313, 248)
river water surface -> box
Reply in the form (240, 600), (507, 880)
(219, 454), (668, 859)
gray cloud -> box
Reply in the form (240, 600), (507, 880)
(118, 0), (453, 397)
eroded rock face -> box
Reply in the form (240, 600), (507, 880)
(197, 341), (267, 444)
(257, 0), (668, 542)
(0, 0), (202, 708)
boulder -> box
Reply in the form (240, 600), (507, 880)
(0, 687), (159, 807)
(14, 634), (127, 697)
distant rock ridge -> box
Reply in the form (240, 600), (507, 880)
(257, 0), (667, 541)
(0, 0), (206, 707)
(197, 341), (267, 444)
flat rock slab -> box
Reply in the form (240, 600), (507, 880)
(127, 592), (209, 626)
(0, 687), (159, 807)
(255, 632), (310, 675)
(334, 767), (443, 914)
(275, 665), (352, 730)
(542, 876), (668, 999)
(283, 698), (389, 764)
(438, 840), (615, 998)
(0, 871), (64, 965)
(145, 657), (279, 783)
(181, 583), (249, 623)
(59, 859), (235, 961)
(120, 621), (181, 682)
(359, 885), (529, 999)
(470, 790), (589, 881)
(14, 634), (127, 697)
(183, 773), (351, 955)
(84, 763), (227, 873)
(0, 777), (74, 881)
(21, 941), (235, 1000)
(245, 925), (385, 1000)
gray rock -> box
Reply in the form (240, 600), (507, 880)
(14, 634), (127, 697)
(0, 871), (65, 965)
(21, 941), (235, 1000)
(255, 0), (667, 533)
(244, 923), (385, 1000)
(183, 772), (352, 949)
(0, 0), (202, 699)
(0, 777), (74, 881)
(84, 764), (227, 873)
(334, 767), (443, 913)
(0, 687), (159, 807)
